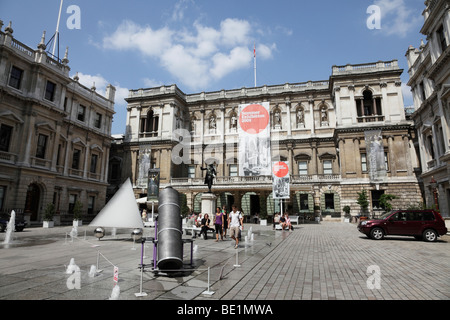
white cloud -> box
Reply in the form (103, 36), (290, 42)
(219, 18), (251, 47)
(374, 0), (422, 37)
(99, 17), (275, 90)
(211, 46), (253, 79)
(256, 43), (276, 60)
(143, 78), (163, 88)
(102, 20), (174, 57)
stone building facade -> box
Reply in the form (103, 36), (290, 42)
(0, 21), (116, 224)
(406, 0), (450, 217)
(112, 59), (422, 220)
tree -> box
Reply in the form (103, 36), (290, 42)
(43, 203), (55, 221)
(356, 189), (369, 215)
(379, 194), (397, 211)
(73, 200), (83, 221)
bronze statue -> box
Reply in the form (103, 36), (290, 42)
(201, 164), (216, 193)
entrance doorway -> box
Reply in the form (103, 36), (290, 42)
(25, 183), (41, 221)
(241, 192), (260, 216)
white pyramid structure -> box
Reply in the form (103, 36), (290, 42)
(89, 179), (144, 229)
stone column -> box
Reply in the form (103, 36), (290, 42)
(308, 99), (315, 135)
(348, 85), (357, 123)
(51, 122), (62, 172)
(286, 100), (292, 136)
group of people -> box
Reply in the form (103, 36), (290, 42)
(190, 205), (243, 249)
(273, 212), (294, 231)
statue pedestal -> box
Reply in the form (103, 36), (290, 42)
(201, 193), (217, 215)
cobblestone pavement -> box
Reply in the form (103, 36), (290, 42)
(0, 221), (449, 301)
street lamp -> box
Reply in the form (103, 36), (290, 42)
(430, 176), (439, 211)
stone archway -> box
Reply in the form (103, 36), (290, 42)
(24, 183), (41, 221)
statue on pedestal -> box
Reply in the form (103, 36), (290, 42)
(201, 164), (216, 193)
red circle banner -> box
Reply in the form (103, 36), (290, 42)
(239, 104), (270, 134)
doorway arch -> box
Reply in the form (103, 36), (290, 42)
(25, 183), (41, 221)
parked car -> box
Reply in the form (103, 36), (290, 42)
(0, 213), (27, 232)
(358, 210), (447, 242)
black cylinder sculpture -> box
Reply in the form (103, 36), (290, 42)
(157, 187), (183, 270)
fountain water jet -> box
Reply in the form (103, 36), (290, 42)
(3, 210), (15, 244)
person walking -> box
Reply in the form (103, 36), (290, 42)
(222, 205), (228, 239)
(214, 207), (224, 241)
(228, 205), (243, 249)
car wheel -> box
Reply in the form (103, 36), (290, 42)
(370, 227), (384, 240)
(422, 229), (438, 242)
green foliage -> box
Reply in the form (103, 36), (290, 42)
(73, 200), (83, 220)
(356, 189), (369, 212)
(343, 205), (351, 216)
(43, 203), (55, 221)
(179, 193), (189, 217)
(379, 194), (397, 211)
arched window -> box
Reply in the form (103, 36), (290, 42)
(357, 90), (383, 122)
(140, 109), (159, 137)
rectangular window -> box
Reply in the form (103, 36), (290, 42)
(88, 196), (95, 215)
(300, 194), (309, 210)
(56, 144), (62, 166)
(298, 161), (308, 175)
(69, 194), (77, 214)
(325, 193), (335, 210)
(8, 66), (23, 89)
(90, 154), (98, 174)
(323, 160), (333, 175)
(361, 153), (367, 172)
(384, 152), (389, 171)
(72, 149), (81, 169)
(437, 25), (448, 53)
(0, 186), (6, 211)
(35, 134), (48, 159)
(44, 81), (56, 101)
(77, 105), (86, 122)
(420, 81), (426, 102)
(188, 165), (195, 178)
(0, 124), (13, 152)
(230, 164), (238, 177)
(94, 113), (102, 128)
(426, 134), (435, 159)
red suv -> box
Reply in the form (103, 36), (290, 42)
(358, 210), (448, 242)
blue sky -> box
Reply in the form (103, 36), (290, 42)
(1, 0), (425, 134)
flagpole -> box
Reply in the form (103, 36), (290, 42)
(52, 0), (64, 58)
(253, 43), (257, 87)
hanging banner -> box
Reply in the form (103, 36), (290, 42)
(137, 144), (151, 188)
(147, 168), (160, 201)
(364, 130), (386, 183)
(238, 102), (271, 176)
(272, 161), (290, 199)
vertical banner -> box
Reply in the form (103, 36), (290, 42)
(147, 168), (160, 201)
(272, 161), (290, 199)
(365, 130), (386, 182)
(238, 102), (271, 176)
(137, 144), (151, 188)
